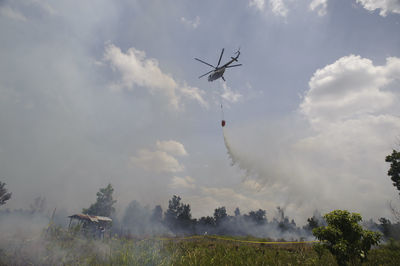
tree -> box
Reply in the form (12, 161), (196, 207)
(378, 217), (391, 239)
(0, 181), (11, 206)
(83, 183), (116, 217)
(246, 209), (267, 225)
(29, 196), (46, 213)
(304, 210), (325, 231)
(165, 195), (190, 222)
(122, 201), (148, 229)
(385, 149), (400, 194)
(234, 207), (241, 217)
(307, 216), (319, 230)
(164, 195), (192, 232)
(164, 195), (180, 227)
(312, 210), (381, 266)
(273, 206), (295, 232)
(198, 216), (215, 227)
(213, 207), (227, 225)
(151, 205), (163, 223)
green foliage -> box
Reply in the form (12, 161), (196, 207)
(377, 217), (400, 240)
(312, 210), (381, 266)
(164, 195), (193, 232)
(364, 239), (400, 265)
(378, 217), (391, 238)
(386, 238), (400, 251)
(247, 209), (267, 225)
(313, 242), (326, 260)
(82, 183), (116, 217)
(386, 149), (400, 194)
(307, 217), (320, 230)
(213, 207), (227, 225)
(305, 211), (325, 232)
(0, 181), (11, 206)
(199, 216), (215, 227)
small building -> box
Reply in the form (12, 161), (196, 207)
(68, 213), (112, 238)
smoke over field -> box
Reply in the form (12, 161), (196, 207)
(219, 112), (399, 223)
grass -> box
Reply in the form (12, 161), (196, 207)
(0, 227), (399, 265)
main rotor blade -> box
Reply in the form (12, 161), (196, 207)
(217, 48), (224, 67)
(195, 58), (215, 68)
(199, 70), (214, 79)
(226, 64), (242, 68)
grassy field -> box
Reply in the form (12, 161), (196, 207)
(1, 228), (400, 265)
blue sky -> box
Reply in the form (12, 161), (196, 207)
(1, 0), (400, 223)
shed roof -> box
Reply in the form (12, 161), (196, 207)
(68, 214), (112, 223)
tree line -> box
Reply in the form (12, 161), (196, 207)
(1, 149), (400, 242)
(79, 186), (308, 238)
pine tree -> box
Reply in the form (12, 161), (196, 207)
(82, 183), (116, 217)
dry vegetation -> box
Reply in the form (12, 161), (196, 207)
(1, 225), (399, 266)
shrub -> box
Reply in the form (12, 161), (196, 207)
(312, 210), (381, 266)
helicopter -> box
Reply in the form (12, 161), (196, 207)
(195, 48), (242, 82)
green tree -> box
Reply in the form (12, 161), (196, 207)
(164, 195), (192, 232)
(386, 149), (400, 194)
(304, 210), (325, 231)
(82, 183), (116, 217)
(378, 217), (391, 239)
(213, 206), (227, 226)
(246, 209), (267, 225)
(312, 210), (381, 266)
(0, 181), (11, 206)
(307, 216), (319, 229)
(198, 216), (215, 227)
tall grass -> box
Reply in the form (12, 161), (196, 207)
(0, 226), (399, 265)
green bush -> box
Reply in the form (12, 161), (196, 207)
(313, 210), (381, 266)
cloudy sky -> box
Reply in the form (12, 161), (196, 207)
(1, 0), (399, 223)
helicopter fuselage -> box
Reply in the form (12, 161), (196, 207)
(208, 67), (226, 82)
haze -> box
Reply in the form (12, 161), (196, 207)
(1, 0), (400, 224)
